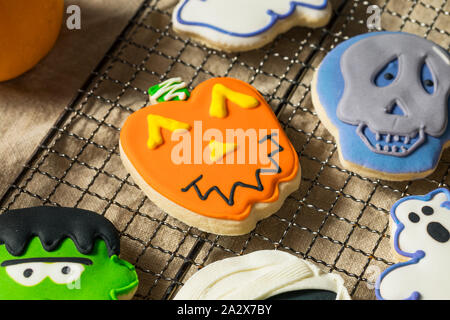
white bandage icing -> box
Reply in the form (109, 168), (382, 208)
(174, 250), (350, 300)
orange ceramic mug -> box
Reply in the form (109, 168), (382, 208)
(0, 0), (64, 82)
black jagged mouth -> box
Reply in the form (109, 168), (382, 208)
(180, 133), (283, 206)
(356, 124), (425, 157)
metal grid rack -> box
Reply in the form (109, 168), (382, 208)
(0, 0), (449, 300)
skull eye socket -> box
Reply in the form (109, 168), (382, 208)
(421, 62), (435, 94)
(374, 58), (399, 87)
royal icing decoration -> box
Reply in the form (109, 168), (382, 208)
(174, 250), (350, 300)
(376, 188), (450, 300)
(208, 139), (237, 163)
(313, 32), (450, 179)
(209, 83), (260, 118)
(180, 133), (283, 206)
(120, 77), (300, 235)
(0, 207), (139, 300)
(147, 114), (191, 149)
(172, 0), (331, 51)
(148, 77), (190, 105)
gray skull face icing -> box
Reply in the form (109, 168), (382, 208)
(337, 33), (450, 157)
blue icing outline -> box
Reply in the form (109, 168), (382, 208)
(375, 188), (450, 300)
(176, 0), (328, 37)
(316, 31), (450, 174)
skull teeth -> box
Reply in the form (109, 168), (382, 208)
(357, 124), (426, 156)
(376, 144), (408, 153)
(368, 131), (418, 147)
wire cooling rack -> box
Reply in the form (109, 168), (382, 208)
(0, 0), (449, 300)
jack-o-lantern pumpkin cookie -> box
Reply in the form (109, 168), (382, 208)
(312, 32), (450, 181)
(120, 77), (300, 235)
(376, 188), (450, 300)
(0, 207), (139, 300)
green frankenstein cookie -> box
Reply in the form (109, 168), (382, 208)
(0, 207), (138, 300)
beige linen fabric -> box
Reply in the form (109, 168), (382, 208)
(0, 0), (142, 197)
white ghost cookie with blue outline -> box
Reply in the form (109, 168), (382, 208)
(311, 32), (450, 181)
(376, 188), (450, 300)
(172, 0), (332, 52)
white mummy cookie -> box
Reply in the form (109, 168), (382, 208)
(376, 188), (450, 300)
(174, 250), (350, 300)
(172, 0), (332, 52)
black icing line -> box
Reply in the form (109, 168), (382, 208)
(181, 133), (284, 206)
(1, 257), (93, 267)
(0, 207), (121, 257)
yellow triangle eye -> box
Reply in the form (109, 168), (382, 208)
(209, 139), (237, 163)
(147, 114), (191, 149)
(209, 84), (260, 118)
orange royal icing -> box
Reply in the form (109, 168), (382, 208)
(120, 77), (299, 221)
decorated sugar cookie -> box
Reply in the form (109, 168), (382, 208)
(0, 207), (139, 300)
(376, 188), (450, 300)
(174, 250), (350, 300)
(120, 77), (300, 235)
(172, 0), (332, 52)
(312, 32), (450, 181)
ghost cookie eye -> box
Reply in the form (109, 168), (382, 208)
(408, 212), (420, 223)
(421, 206), (434, 215)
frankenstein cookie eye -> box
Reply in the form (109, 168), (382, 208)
(422, 206), (434, 215)
(5, 263), (47, 287)
(49, 262), (84, 284)
(61, 266), (70, 275)
(374, 58), (399, 87)
(408, 212), (420, 223)
(23, 268), (33, 278)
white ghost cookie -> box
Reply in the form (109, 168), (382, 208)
(172, 0), (332, 52)
(174, 250), (350, 300)
(376, 188), (450, 300)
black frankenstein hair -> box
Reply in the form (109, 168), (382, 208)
(0, 206), (120, 257)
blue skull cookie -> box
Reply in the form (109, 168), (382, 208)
(312, 32), (450, 181)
